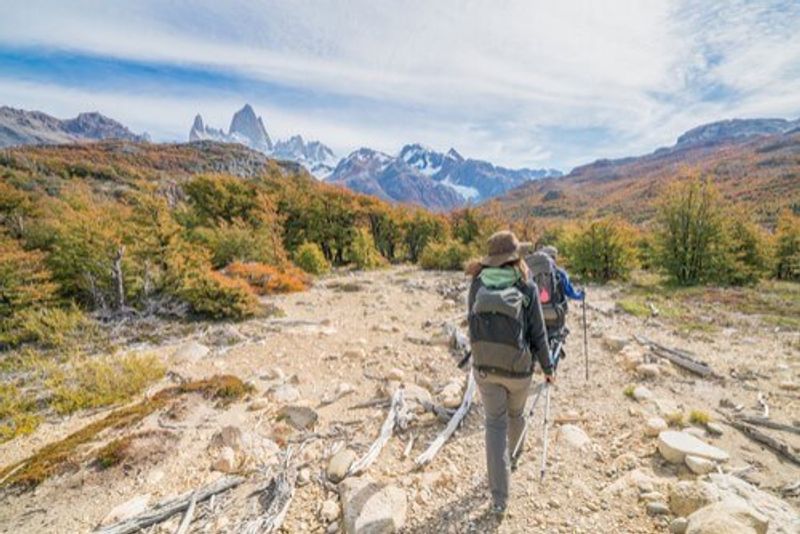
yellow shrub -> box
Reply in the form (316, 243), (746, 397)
(179, 269), (260, 320)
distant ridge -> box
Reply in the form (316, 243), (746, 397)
(0, 106), (148, 147)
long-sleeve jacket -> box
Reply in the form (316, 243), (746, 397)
(467, 268), (553, 376)
(557, 267), (585, 301)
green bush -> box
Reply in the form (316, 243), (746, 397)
(419, 240), (473, 271)
(0, 306), (86, 348)
(563, 217), (637, 282)
(655, 179), (729, 285)
(723, 213), (771, 286)
(293, 242), (331, 275)
(191, 220), (285, 269)
(348, 228), (386, 270)
(178, 269), (259, 320)
(775, 210), (800, 281)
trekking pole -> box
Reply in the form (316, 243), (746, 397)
(540, 382), (551, 482)
(511, 381), (545, 460)
(582, 295), (588, 382)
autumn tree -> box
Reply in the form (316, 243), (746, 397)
(775, 210), (800, 281)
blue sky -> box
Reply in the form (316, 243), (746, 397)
(1, 0), (799, 171)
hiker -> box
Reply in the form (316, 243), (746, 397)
(540, 245), (585, 302)
(467, 230), (554, 517)
(524, 245), (584, 358)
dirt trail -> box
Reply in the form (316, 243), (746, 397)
(1, 267), (798, 533)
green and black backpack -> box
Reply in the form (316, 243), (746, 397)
(468, 268), (533, 377)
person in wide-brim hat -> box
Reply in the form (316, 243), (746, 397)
(480, 230), (522, 267)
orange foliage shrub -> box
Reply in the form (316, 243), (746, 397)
(225, 262), (309, 295)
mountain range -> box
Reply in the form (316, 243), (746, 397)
(188, 104), (338, 178)
(0, 106), (148, 147)
(484, 116), (800, 224)
(326, 144), (561, 211)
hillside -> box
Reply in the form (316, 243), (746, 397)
(485, 128), (800, 225)
(0, 106), (148, 148)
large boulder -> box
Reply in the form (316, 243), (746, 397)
(708, 474), (799, 533)
(658, 431), (729, 464)
(339, 476), (407, 534)
(669, 480), (721, 517)
(686, 499), (768, 534)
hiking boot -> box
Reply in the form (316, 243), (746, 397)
(491, 503), (507, 519)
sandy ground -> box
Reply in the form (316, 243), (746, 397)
(0, 266), (798, 533)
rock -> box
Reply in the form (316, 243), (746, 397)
(633, 386), (653, 401)
(340, 476), (407, 534)
(778, 381), (799, 391)
(439, 379), (464, 409)
(684, 427), (706, 439)
(320, 498), (341, 523)
(384, 382), (432, 412)
(146, 469), (164, 485)
(685, 455), (716, 475)
(658, 431), (729, 464)
(298, 468), (311, 485)
(669, 481), (721, 517)
(337, 382), (354, 395)
(277, 405), (319, 430)
(343, 349), (366, 360)
(101, 494), (151, 525)
(210, 425), (244, 450)
(327, 448), (357, 483)
(647, 501), (671, 516)
(641, 491), (666, 502)
(560, 425), (591, 449)
(706, 422), (724, 436)
(212, 446), (238, 473)
(262, 367), (286, 381)
(671, 517), (689, 534)
(708, 474), (799, 533)
(686, 499), (769, 534)
(173, 341), (210, 363)
(646, 417), (668, 437)
(637, 363), (661, 379)
(327, 522), (340, 534)
(248, 400), (269, 411)
(271, 384), (301, 403)
(387, 368), (405, 381)
(603, 334), (630, 352)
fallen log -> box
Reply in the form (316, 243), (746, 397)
(634, 335), (714, 377)
(173, 492), (196, 534)
(724, 418), (800, 466)
(415, 371), (476, 468)
(239, 452), (296, 534)
(96, 475), (245, 534)
(737, 416), (800, 436)
(347, 389), (409, 477)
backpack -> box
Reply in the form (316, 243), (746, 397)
(468, 271), (533, 377)
(525, 252), (566, 333)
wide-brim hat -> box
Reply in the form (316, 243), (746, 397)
(481, 230), (521, 267)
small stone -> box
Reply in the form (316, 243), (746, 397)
(263, 367), (286, 381)
(277, 405), (318, 430)
(146, 469), (164, 485)
(685, 455), (715, 475)
(646, 417), (668, 437)
(210, 426), (244, 450)
(343, 349), (366, 360)
(658, 431), (729, 464)
(705, 422), (724, 436)
(603, 334), (630, 352)
(560, 424), (591, 449)
(647, 501), (670, 516)
(173, 341), (209, 363)
(670, 517), (688, 534)
(636, 363), (661, 379)
(247, 400), (269, 411)
(327, 448), (357, 483)
(298, 468), (311, 485)
(326, 521), (340, 534)
(101, 494), (151, 525)
(633, 386), (653, 401)
(320, 499), (340, 522)
(778, 381), (799, 391)
(387, 368), (405, 381)
(271, 384), (301, 403)
(212, 446), (237, 473)
(640, 491), (665, 502)
(439, 379), (464, 409)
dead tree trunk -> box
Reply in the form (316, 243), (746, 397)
(112, 245), (126, 311)
(415, 371), (476, 467)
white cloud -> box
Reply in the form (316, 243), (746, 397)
(0, 0), (798, 169)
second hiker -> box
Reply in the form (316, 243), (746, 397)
(467, 230), (553, 517)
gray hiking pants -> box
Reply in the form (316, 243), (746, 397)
(474, 368), (532, 508)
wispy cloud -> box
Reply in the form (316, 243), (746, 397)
(0, 0), (798, 169)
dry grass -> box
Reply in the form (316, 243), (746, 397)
(0, 374), (252, 490)
(689, 409), (711, 425)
